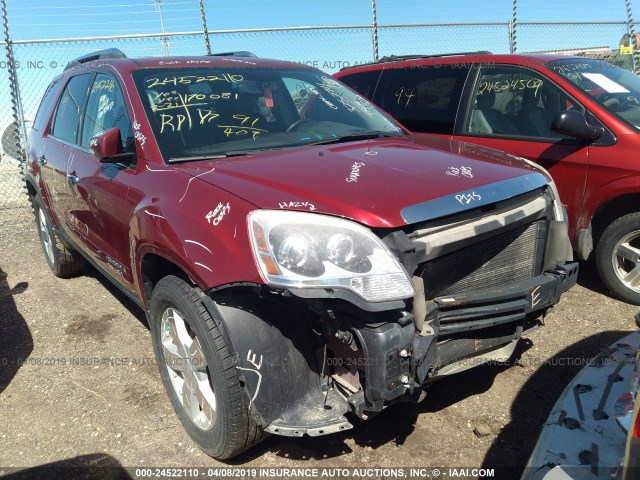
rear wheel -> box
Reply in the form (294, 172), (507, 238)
(149, 275), (265, 459)
(34, 194), (85, 277)
(596, 212), (640, 305)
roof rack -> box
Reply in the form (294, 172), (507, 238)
(64, 48), (127, 71)
(208, 51), (258, 58)
(339, 51), (493, 71)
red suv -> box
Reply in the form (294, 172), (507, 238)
(25, 49), (577, 459)
(335, 53), (640, 305)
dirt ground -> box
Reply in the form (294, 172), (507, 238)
(0, 214), (638, 479)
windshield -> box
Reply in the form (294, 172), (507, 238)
(549, 58), (640, 131)
(132, 66), (403, 160)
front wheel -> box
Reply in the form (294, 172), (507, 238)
(596, 212), (640, 305)
(149, 276), (265, 459)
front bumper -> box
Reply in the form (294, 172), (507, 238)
(348, 262), (579, 414)
(431, 261), (579, 337)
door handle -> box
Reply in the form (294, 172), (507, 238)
(66, 173), (79, 185)
(38, 155), (47, 165)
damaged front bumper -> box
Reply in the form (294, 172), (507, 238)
(204, 261), (577, 438)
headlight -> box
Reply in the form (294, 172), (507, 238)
(248, 210), (415, 303)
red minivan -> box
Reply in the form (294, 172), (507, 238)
(335, 53), (640, 304)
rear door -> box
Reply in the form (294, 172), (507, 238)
(29, 79), (60, 208)
(454, 65), (590, 235)
(42, 73), (92, 229)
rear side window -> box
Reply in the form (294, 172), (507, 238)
(341, 65), (470, 135)
(51, 74), (92, 144)
(33, 80), (59, 132)
(338, 70), (382, 99)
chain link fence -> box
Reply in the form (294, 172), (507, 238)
(2, 4), (640, 225)
(378, 23), (512, 57)
(518, 22), (637, 67)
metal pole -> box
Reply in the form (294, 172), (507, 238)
(625, 0), (639, 74)
(510, 0), (517, 54)
(152, 0), (170, 55)
(1, 0), (27, 164)
(371, 0), (379, 62)
(199, 0), (211, 55)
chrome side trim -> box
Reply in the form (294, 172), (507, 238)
(400, 172), (549, 224)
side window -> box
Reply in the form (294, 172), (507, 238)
(80, 73), (133, 151)
(374, 65), (470, 135)
(465, 66), (579, 139)
(51, 74), (92, 144)
(338, 70), (383, 99)
(33, 80), (60, 132)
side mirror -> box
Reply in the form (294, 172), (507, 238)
(89, 127), (135, 163)
(551, 110), (604, 141)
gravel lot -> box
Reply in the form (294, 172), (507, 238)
(0, 216), (638, 479)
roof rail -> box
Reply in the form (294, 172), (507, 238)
(339, 51), (493, 71)
(65, 48), (127, 71)
(208, 51), (258, 58)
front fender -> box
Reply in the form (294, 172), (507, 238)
(129, 168), (263, 304)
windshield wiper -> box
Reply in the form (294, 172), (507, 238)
(306, 131), (402, 146)
(167, 152), (250, 163)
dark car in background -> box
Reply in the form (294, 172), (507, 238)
(335, 53), (640, 305)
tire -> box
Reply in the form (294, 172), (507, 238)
(596, 212), (640, 305)
(149, 275), (265, 460)
(34, 194), (85, 277)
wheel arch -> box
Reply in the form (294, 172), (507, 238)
(25, 175), (37, 201)
(590, 192), (640, 254)
(137, 247), (205, 308)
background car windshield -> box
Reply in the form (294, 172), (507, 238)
(550, 59), (640, 131)
(132, 67), (402, 160)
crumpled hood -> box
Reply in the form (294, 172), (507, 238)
(172, 136), (549, 228)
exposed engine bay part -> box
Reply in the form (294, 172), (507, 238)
(202, 292), (353, 437)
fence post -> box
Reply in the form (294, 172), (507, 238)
(625, 0), (639, 74)
(1, 0), (27, 164)
(371, 0), (379, 62)
(510, 0), (517, 53)
(199, 0), (211, 55)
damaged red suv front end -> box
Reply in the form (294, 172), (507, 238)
(25, 49), (577, 458)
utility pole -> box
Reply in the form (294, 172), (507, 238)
(510, 0), (517, 54)
(625, 0), (639, 74)
(152, 0), (170, 55)
(1, 0), (27, 163)
(371, 0), (379, 62)
(199, 0), (211, 55)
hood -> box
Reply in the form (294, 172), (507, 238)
(172, 135), (549, 228)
